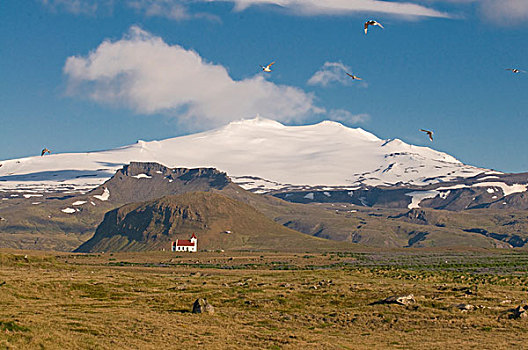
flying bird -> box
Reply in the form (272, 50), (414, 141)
(506, 68), (526, 74)
(260, 61), (275, 72)
(364, 20), (384, 34)
(346, 72), (362, 80)
(41, 148), (51, 156)
(420, 129), (434, 142)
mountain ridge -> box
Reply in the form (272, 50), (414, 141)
(76, 191), (344, 252)
(0, 117), (491, 194)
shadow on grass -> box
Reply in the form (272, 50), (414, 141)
(166, 309), (191, 314)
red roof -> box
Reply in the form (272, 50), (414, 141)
(176, 239), (195, 247)
(191, 233), (197, 239)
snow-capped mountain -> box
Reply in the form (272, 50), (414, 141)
(0, 117), (491, 194)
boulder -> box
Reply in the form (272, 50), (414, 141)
(192, 298), (214, 314)
(510, 305), (528, 319)
(453, 303), (475, 312)
(370, 294), (416, 306)
(192, 298), (215, 314)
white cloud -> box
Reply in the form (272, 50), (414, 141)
(418, 0), (528, 23)
(474, 0), (528, 23)
(128, 0), (192, 20)
(40, 0), (450, 19)
(40, 0), (99, 15)
(64, 26), (324, 128)
(127, 0), (221, 21)
(308, 62), (365, 87)
(328, 110), (370, 125)
(226, 0), (450, 18)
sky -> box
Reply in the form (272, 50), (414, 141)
(1, 0), (527, 172)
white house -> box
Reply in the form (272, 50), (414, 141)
(171, 234), (197, 252)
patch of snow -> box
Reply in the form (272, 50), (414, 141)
(323, 192), (331, 197)
(405, 190), (440, 209)
(61, 208), (76, 214)
(0, 118), (492, 193)
(304, 193), (315, 200)
(93, 188), (110, 201)
(486, 188), (495, 194)
(478, 176), (500, 181)
(231, 176), (284, 192)
(492, 196), (497, 199)
(439, 191), (451, 199)
(155, 171), (162, 174)
(72, 201), (87, 206)
(472, 182), (527, 197)
(90, 201), (96, 206)
(31, 202), (41, 205)
(132, 174), (152, 179)
(10, 194), (18, 197)
(23, 194), (43, 198)
(435, 184), (469, 191)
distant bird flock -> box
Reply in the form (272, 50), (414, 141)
(40, 20), (525, 155)
(256, 19), (525, 145)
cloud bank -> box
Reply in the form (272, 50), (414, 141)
(227, 0), (450, 18)
(40, 0), (528, 23)
(40, 0), (450, 19)
(64, 26), (324, 127)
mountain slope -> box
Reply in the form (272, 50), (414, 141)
(0, 163), (247, 251)
(76, 191), (343, 252)
(0, 117), (489, 194)
(1, 161), (527, 251)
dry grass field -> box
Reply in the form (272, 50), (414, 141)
(1, 249), (528, 349)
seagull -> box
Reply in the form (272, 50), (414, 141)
(346, 72), (362, 80)
(260, 61), (275, 72)
(506, 68), (526, 74)
(420, 129), (434, 142)
(41, 148), (51, 156)
(364, 20), (384, 34)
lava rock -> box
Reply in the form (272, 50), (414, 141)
(192, 298), (215, 314)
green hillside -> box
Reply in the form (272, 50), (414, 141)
(76, 191), (346, 252)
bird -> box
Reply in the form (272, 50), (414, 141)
(41, 148), (51, 156)
(364, 20), (384, 34)
(420, 129), (434, 142)
(505, 68), (526, 74)
(346, 72), (362, 80)
(260, 61), (275, 72)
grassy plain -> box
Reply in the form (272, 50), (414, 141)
(1, 249), (528, 349)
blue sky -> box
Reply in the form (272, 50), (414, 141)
(1, 0), (527, 172)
